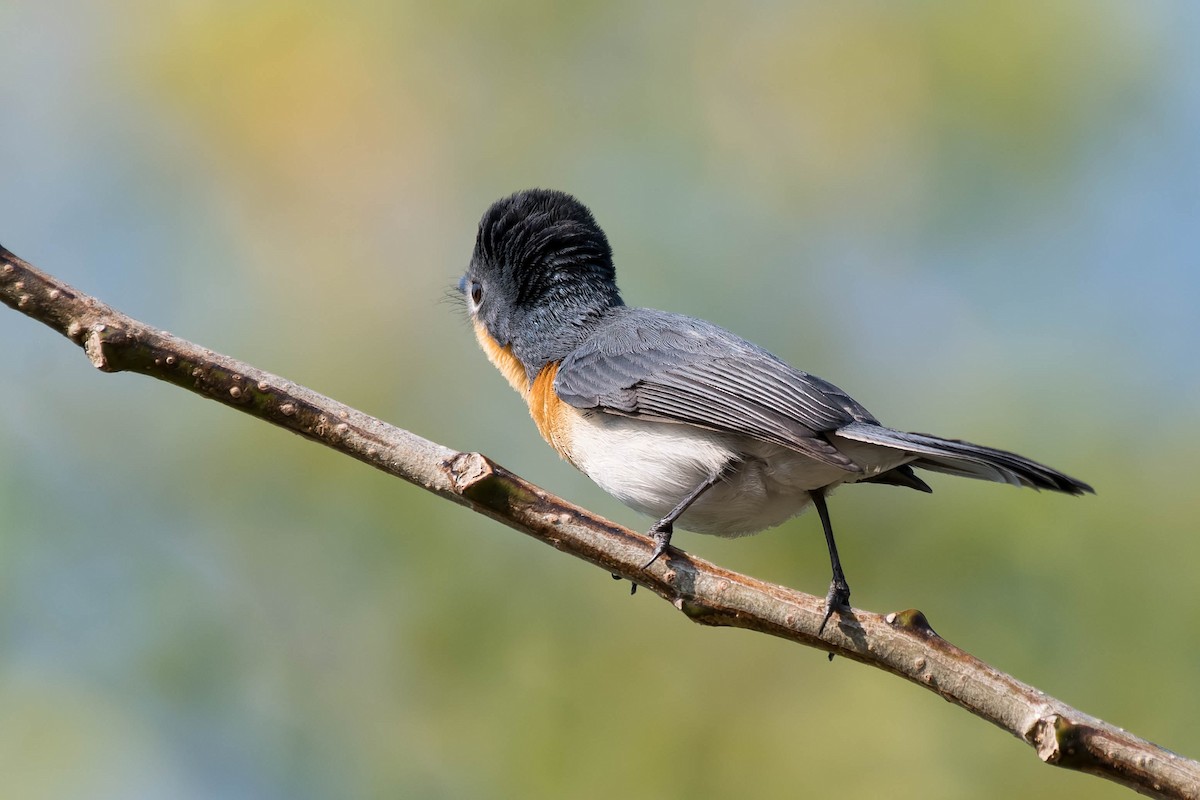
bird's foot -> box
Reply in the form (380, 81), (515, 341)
(641, 521), (673, 569)
(611, 573), (637, 595)
(818, 577), (851, 635)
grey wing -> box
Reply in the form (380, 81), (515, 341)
(554, 309), (877, 471)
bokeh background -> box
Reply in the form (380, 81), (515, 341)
(2, 2), (1198, 798)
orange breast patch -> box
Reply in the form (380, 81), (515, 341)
(473, 321), (577, 463)
(528, 361), (578, 464)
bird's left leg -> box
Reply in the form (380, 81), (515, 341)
(642, 463), (733, 569)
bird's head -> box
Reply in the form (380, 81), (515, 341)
(459, 189), (623, 380)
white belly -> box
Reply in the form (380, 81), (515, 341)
(559, 409), (863, 536)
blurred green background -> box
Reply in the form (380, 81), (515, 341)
(2, 2), (1198, 798)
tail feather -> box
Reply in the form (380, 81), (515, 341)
(836, 421), (1093, 496)
(860, 464), (934, 493)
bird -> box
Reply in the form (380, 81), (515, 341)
(458, 188), (1093, 632)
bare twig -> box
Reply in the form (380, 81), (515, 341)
(2, 244), (1196, 800)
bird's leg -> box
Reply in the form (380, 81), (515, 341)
(811, 487), (850, 635)
(642, 464), (731, 569)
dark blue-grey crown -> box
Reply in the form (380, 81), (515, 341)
(474, 189), (619, 309)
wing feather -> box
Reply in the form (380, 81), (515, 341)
(555, 309), (874, 471)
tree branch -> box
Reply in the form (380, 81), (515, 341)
(2, 244), (1196, 800)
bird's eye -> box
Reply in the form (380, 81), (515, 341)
(469, 280), (483, 306)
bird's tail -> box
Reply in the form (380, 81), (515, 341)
(836, 421), (1093, 495)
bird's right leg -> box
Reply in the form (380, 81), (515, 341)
(811, 487), (851, 635)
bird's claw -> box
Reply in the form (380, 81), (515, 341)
(641, 522), (673, 569)
(818, 577), (851, 635)
(611, 573), (638, 595)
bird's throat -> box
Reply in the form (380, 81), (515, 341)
(473, 321), (531, 397)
